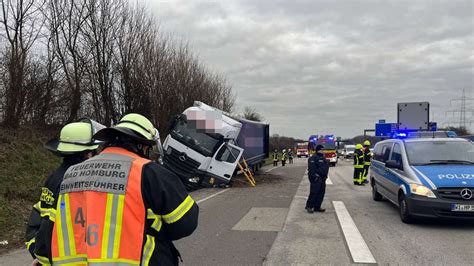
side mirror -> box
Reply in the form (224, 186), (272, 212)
(385, 160), (401, 169)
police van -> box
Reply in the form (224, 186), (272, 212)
(370, 132), (474, 223)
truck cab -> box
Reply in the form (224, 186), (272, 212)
(163, 102), (244, 188)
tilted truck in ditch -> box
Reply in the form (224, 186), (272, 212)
(162, 101), (269, 189)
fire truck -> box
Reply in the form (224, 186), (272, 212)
(308, 135), (338, 166)
(296, 142), (309, 158)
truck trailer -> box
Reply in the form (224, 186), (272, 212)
(162, 101), (269, 189)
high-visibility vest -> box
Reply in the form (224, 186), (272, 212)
(51, 147), (150, 265)
(354, 151), (364, 169)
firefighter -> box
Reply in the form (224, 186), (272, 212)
(305, 145), (329, 213)
(34, 113), (199, 266)
(26, 119), (104, 263)
(362, 140), (373, 184)
(272, 149), (279, 166)
(353, 143), (365, 185)
(288, 148), (294, 164)
(281, 149), (287, 166)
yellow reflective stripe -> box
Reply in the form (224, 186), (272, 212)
(141, 235), (155, 266)
(25, 238), (35, 250)
(63, 194), (76, 256)
(53, 254), (87, 265)
(354, 165), (364, 169)
(101, 193), (114, 258)
(146, 209), (163, 232)
(113, 194), (125, 258)
(162, 196), (195, 224)
(34, 201), (56, 222)
(88, 258), (140, 264)
(33, 201), (41, 211)
(56, 194), (66, 257)
(36, 254), (51, 266)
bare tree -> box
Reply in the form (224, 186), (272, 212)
(242, 106), (264, 122)
(46, 0), (89, 122)
(0, 0), (45, 127)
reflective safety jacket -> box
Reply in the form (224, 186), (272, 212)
(34, 146), (199, 266)
(26, 156), (86, 259)
(354, 150), (365, 169)
(272, 153), (279, 161)
(363, 148), (373, 166)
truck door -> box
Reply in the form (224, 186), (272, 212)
(207, 143), (244, 181)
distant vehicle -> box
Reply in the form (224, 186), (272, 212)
(370, 133), (474, 223)
(343, 144), (356, 159)
(163, 101), (269, 189)
(296, 142), (309, 158)
(309, 135), (338, 166)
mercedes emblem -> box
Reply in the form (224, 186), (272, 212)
(460, 188), (473, 200)
(179, 154), (187, 162)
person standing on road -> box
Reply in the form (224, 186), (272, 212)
(362, 140), (373, 184)
(305, 144), (330, 213)
(281, 149), (287, 166)
(25, 119), (104, 262)
(34, 113), (199, 266)
(353, 143), (365, 185)
(272, 149), (279, 166)
(288, 148), (294, 164)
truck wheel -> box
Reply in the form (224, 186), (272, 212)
(398, 193), (414, 224)
(371, 180), (383, 201)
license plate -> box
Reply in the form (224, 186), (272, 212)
(451, 204), (474, 212)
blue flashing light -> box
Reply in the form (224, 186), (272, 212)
(392, 131), (408, 139)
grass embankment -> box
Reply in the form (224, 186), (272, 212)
(0, 127), (60, 254)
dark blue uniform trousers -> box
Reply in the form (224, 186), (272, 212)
(306, 176), (326, 209)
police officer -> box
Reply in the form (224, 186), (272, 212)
(26, 119), (103, 264)
(272, 149), (279, 166)
(34, 113), (199, 266)
(362, 140), (372, 184)
(353, 143), (365, 185)
(305, 145), (330, 213)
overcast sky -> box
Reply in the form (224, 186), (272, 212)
(150, 0), (473, 139)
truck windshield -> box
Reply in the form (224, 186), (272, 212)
(171, 119), (222, 157)
(406, 140), (474, 165)
(321, 142), (336, 150)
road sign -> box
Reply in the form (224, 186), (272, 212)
(376, 123), (397, 137)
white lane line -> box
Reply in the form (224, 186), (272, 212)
(196, 188), (230, 204)
(326, 176), (333, 185)
(264, 166), (281, 173)
(333, 201), (376, 264)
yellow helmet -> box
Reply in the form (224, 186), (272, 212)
(355, 144), (363, 149)
(363, 140), (371, 146)
(45, 118), (105, 155)
(94, 113), (158, 146)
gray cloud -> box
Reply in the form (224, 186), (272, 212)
(150, 0), (473, 138)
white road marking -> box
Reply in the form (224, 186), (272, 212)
(294, 195), (308, 199)
(326, 176), (333, 185)
(196, 188), (230, 204)
(264, 166), (281, 173)
(333, 201), (376, 264)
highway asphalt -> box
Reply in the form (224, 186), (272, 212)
(2, 158), (473, 265)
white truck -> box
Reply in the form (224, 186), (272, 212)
(162, 101), (269, 189)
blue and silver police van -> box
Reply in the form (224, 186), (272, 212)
(370, 132), (474, 223)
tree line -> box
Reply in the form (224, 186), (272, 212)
(0, 0), (234, 133)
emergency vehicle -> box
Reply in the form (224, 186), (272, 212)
(296, 142), (309, 158)
(308, 135), (338, 166)
(370, 131), (474, 223)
